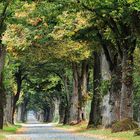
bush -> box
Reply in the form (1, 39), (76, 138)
(111, 118), (138, 133)
(134, 128), (140, 136)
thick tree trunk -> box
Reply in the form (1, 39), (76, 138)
(101, 52), (112, 127)
(16, 97), (28, 123)
(21, 97), (28, 122)
(79, 60), (89, 121)
(4, 93), (13, 125)
(0, 77), (5, 129)
(109, 65), (122, 124)
(88, 52), (101, 128)
(120, 49), (134, 120)
(0, 46), (6, 129)
(12, 66), (23, 124)
(63, 75), (70, 124)
(37, 110), (44, 122)
(46, 106), (55, 122)
(12, 89), (21, 124)
(59, 102), (65, 123)
(16, 105), (22, 122)
(101, 48), (122, 127)
(0, 0), (10, 129)
(69, 63), (79, 124)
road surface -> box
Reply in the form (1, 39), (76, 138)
(5, 112), (103, 140)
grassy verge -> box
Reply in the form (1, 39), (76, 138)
(0, 135), (5, 140)
(56, 122), (140, 140)
(0, 124), (21, 139)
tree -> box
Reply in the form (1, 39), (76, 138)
(0, 0), (11, 129)
(81, 0), (140, 126)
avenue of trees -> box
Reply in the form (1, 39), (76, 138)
(0, 0), (140, 133)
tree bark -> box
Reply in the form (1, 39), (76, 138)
(45, 106), (55, 122)
(0, 1), (11, 129)
(59, 101), (65, 123)
(4, 93), (13, 125)
(88, 51), (101, 127)
(16, 97), (28, 123)
(12, 66), (23, 124)
(0, 76), (5, 129)
(63, 75), (70, 124)
(120, 48), (134, 120)
(109, 68), (121, 122)
(69, 63), (79, 124)
(0, 46), (6, 129)
(78, 60), (89, 121)
(97, 32), (122, 126)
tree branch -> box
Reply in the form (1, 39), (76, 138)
(97, 31), (114, 71)
(0, 0), (10, 28)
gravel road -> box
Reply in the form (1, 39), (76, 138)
(5, 113), (103, 140)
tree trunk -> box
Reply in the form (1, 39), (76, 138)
(12, 89), (21, 124)
(4, 93), (13, 125)
(59, 102), (65, 123)
(109, 67), (121, 124)
(0, 0), (10, 129)
(47, 106), (55, 122)
(78, 60), (89, 121)
(21, 97), (28, 122)
(120, 49), (134, 120)
(69, 63), (79, 124)
(63, 75), (70, 124)
(88, 52), (101, 128)
(12, 66), (23, 124)
(101, 49), (122, 127)
(0, 46), (6, 129)
(0, 76), (5, 129)
(16, 97), (28, 123)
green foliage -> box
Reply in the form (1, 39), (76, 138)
(2, 24), (31, 53)
(134, 128), (140, 136)
(100, 80), (110, 97)
(49, 10), (92, 62)
(3, 125), (21, 133)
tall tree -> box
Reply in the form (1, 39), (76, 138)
(0, 0), (11, 129)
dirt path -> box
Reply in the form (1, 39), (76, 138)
(5, 113), (104, 140)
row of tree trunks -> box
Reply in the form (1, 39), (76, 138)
(36, 105), (55, 123)
(101, 43), (135, 127)
(44, 105), (55, 123)
(89, 43), (135, 127)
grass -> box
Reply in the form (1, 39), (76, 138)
(3, 124), (21, 133)
(0, 124), (21, 139)
(0, 135), (5, 140)
(56, 122), (140, 140)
